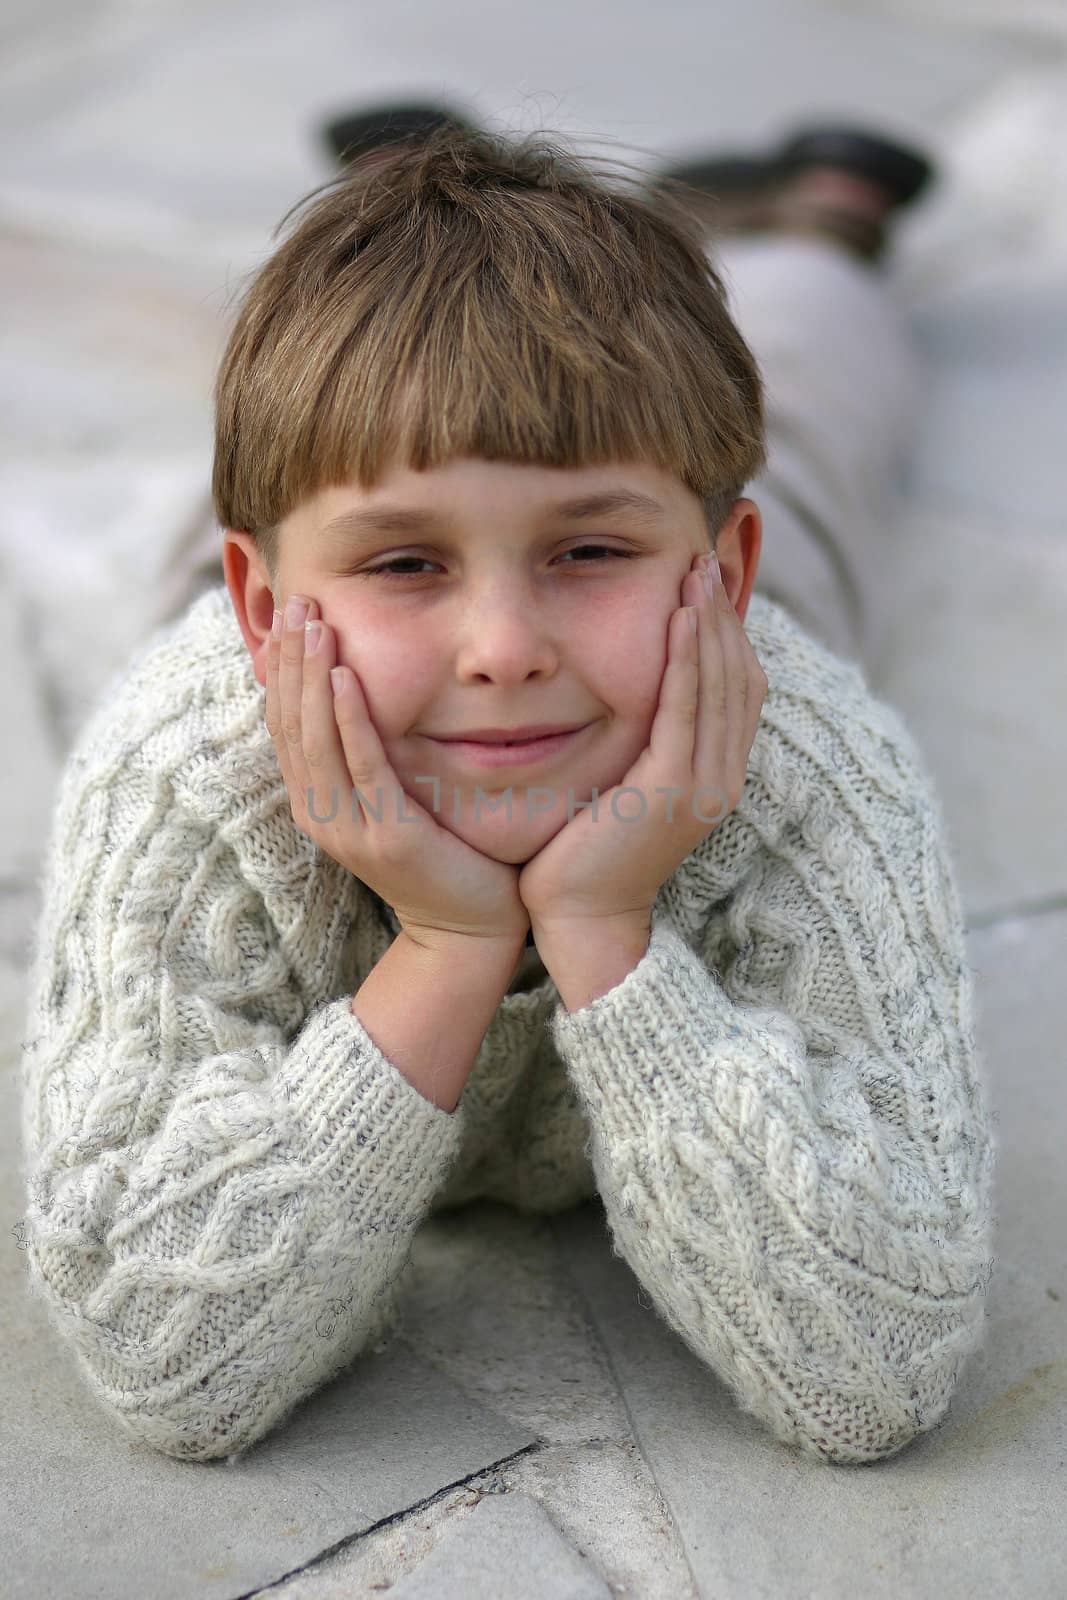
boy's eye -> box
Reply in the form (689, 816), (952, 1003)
(360, 556), (438, 579)
(360, 544), (635, 580)
(556, 544), (635, 567)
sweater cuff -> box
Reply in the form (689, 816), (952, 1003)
(273, 995), (470, 1229)
(548, 911), (739, 1142)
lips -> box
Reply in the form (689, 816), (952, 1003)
(427, 725), (591, 769)
(433, 724), (585, 744)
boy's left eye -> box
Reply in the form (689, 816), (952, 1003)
(360, 544), (635, 580)
(557, 544), (634, 566)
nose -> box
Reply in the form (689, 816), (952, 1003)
(451, 585), (561, 684)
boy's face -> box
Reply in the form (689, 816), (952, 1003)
(230, 454), (759, 866)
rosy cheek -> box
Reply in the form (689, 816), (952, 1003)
(590, 607), (667, 696)
(335, 618), (418, 688)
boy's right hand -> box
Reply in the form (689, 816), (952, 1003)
(265, 595), (531, 950)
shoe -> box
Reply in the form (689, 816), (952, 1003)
(777, 126), (933, 206)
(319, 100), (479, 168)
(654, 123), (936, 264)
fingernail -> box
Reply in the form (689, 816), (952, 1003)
(285, 596), (308, 629)
(305, 620), (321, 654)
(702, 554), (721, 597)
(271, 608), (282, 638)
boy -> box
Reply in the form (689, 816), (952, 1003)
(18, 123), (997, 1472)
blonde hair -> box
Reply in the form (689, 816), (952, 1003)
(212, 123), (767, 583)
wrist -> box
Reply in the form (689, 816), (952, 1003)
(528, 911), (653, 1013)
(400, 926), (528, 963)
(529, 909), (652, 944)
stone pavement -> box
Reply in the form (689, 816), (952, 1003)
(2, 2), (1065, 1595)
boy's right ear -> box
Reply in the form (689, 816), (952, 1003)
(222, 532), (278, 689)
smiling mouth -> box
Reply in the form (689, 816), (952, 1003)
(431, 727), (587, 745)
(426, 725), (592, 767)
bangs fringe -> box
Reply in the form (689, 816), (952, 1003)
(212, 124), (767, 576)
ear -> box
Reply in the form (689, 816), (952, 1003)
(713, 499), (762, 625)
(223, 533), (279, 688)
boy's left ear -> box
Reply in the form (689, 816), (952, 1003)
(223, 532), (277, 687)
(715, 498), (762, 625)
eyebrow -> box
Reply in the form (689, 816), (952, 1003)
(318, 488), (669, 547)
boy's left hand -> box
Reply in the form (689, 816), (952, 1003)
(517, 552), (768, 937)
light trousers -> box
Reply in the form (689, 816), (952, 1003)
(713, 233), (920, 672)
(155, 234), (920, 676)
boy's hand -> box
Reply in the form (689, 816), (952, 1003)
(517, 552), (768, 938)
(265, 596), (530, 948)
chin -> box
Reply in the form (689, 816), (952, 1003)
(460, 832), (543, 870)
(478, 836), (543, 867)
(443, 817), (556, 866)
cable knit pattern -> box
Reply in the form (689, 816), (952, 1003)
(18, 584), (996, 1466)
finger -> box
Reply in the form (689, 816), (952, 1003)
(684, 566), (729, 787)
(328, 658), (398, 820)
(266, 604), (302, 806)
(265, 607), (283, 737)
(298, 610), (354, 832)
(709, 590), (748, 806)
(647, 601), (706, 787)
(709, 574), (766, 806)
(278, 593), (317, 818)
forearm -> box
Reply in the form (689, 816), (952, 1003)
(549, 917), (996, 1463)
(351, 928), (527, 1113)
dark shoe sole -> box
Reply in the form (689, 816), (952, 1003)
(776, 125), (934, 207)
(658, 122), (936, 212)
(319, 101), (478, 167)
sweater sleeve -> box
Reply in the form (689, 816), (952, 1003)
(548, 703), (998, 1467)
(18, 745), (469, 1465)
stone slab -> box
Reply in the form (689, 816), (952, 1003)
(904, 259), (1067, 537)
(386, 1492), (613, 1600)
(264, 1442), (699, 1600)
(265, 1200), (701, 1599)
(0, 550), (60, 888)
(870, 503), (1067, 926)
(2, 1305), (537, 1600)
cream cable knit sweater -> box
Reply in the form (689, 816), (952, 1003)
(19, 585), (997, 1467)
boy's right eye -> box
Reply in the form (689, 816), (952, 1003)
(359, 557), (439, 579)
